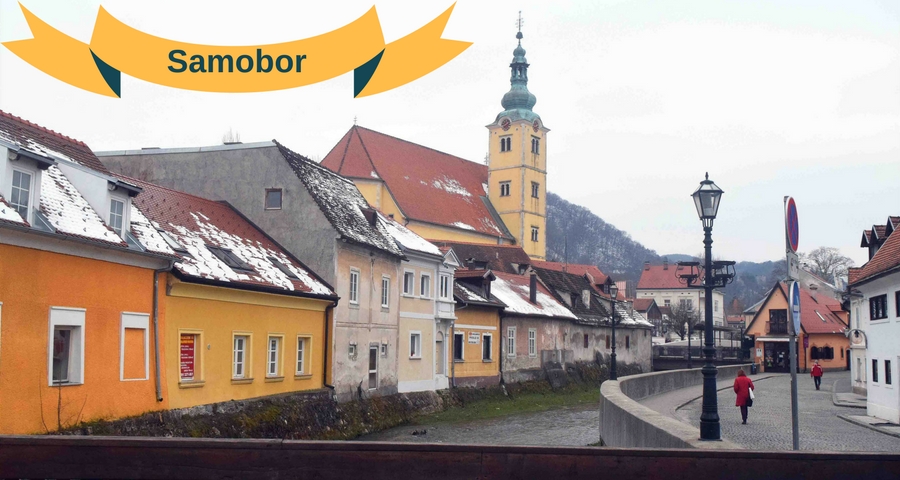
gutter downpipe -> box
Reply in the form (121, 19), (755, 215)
(324, 301), (337, 390)
(152, 267), (170, 403)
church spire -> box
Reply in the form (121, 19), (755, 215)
(501, 11), (537, 112)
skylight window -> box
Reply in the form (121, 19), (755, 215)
(157, 229), (188, 253)
(207, 245), (254, 273)
(268, 256), (299, 280)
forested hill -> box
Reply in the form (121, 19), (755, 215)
(545, 192), (660, 285)
(545, 192), (779, 308)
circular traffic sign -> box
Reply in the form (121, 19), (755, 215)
(786, 197), (799, 253)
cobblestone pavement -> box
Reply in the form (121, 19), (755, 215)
(677, 373), (900, 451)
(359, 403), (600, 446)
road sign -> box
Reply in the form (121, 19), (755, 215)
(787, 251), (800, 281)
(785, 197), (799, 253)
(789, 281), (801, 335)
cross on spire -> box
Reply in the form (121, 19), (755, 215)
(516, 11), (524, 32)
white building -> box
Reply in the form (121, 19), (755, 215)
(848, 216), (900, 422)
(636, 260), (725, 327)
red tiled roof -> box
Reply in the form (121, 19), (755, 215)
(850, 217), (900, 286)
(530, 260), (609, 284)
(124, 176), (335, 297)
(0, 110), (111, 174)
(749, 283), (846, 335)
(455, 269), (493, 279)
(637, 264), (690, 289)
(429, 240), (530, 274)
(873, 225), (888, 240)
(321, 126), (511, 239)
(632, 298), (655, 312)
(861, 230), (872, 247)
(726, 315), (744, 324)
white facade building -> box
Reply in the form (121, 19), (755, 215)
(849, 216), (900, 422)
(636, 261), (726, 327)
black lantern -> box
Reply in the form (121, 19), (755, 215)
(692, 172), (724, 227)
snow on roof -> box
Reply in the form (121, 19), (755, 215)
(379, 214), (441, 257)
(126, 176), (335, 297)
(276, 142), (402, 258)
(0, 194), (26, 225)
(0, 110), (112, 174)
(454, 282), (491, 304)
(615, 303), (654, 328)
(320, 126), (513, 240)
(491, 272), (576, 319)
(40, 166), (127, 247)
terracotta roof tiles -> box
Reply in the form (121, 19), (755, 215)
(0, 110), (111, 174)
(850, 216), (900, 286)
(321, 126), (512, 240)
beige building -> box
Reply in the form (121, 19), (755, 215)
(636, 260), (726, 327)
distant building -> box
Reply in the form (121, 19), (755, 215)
(636, 259), (726, 326)
(633, 298), (662, 336)
(744, 282), (848, 374)
(848, 215), (900, 421)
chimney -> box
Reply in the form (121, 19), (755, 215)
(644, 261), (650, 271)
(529, 272), (537, 304)
(663, 258), (668, 270)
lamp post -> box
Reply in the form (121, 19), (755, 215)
(675, 173), (735, 441)
(609, 282), (619, 380)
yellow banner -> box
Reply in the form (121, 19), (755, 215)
(3, 3), (471, 98)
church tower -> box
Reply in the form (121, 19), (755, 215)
(487, 16), (548, 260)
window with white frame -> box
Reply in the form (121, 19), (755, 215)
(10, 169), (33, 219)
(233, 335), (249, 379)
(420, 274), (432, 298)
(296, 336), (309, 375)
(267, 336), (281, 377)
(349, 268), (360, 304)
(871, 295), (888, 320)
(403, 271), (415, 295)
(179, 331), (201, 382)
(873, 358), (879, 383)
(531, 226), (539, 242)
(265, 188), (282, 210)
(887, 360), (893, 386)
(49, 307), (85, 385)
(531, 137), (540, 154)
(381, 276), (390, 308)
(109, 198), (125, 236)
(500, 181), (510, 197)
(440, 275), (451, 300)
(507, 327), (516, 356)
(482, 333), (493, 361)
(528, 329), (536, 356)
(680, 298), (694, 311)
(531, 182), (539, 199)
(500, 136), (511, 152)
(409, 332), (422, 358)
(120, 313), (149, 381)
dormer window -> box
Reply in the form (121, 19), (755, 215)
(10, 169), (32, 219)
(109, 198), (125, 236)
(206, 245), (255, 273)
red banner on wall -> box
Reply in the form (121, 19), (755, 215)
(180, 334), (195, 380)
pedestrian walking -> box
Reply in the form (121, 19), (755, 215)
(734, 369), (755, 424)
(811, 361), (824, 390)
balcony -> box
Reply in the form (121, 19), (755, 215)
(766, 321), (788, 335)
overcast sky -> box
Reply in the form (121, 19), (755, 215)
(1, 0), (897, 266)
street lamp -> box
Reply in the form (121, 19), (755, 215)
(675, 173), (735, 442)
(608, 282), (619, 380)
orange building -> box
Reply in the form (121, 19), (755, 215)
(745, 282), (849, 374)
(0, 111), (174, 433)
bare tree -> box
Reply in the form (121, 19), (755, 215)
(662, 302), (700, 340)
(801, 247), (855, 282)
(222, 128), (241, 144)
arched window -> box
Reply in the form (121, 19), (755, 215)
(810, 347), (820, 360)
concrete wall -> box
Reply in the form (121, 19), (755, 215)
(99, 145), (340, 286)
(599, 364), (750, 449)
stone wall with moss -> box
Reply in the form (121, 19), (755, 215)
(63, 359), (644, 440)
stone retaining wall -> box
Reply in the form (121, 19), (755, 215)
(599, 364), (751, 449)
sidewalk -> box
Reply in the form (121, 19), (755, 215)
(831, 377), (900, 438)
(638, 372), (777, 418)
(831, 377), (866, 408)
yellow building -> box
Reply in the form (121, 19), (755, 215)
(451, 270), (504, 387)
(486, 27), (548, 259)
(126, 177), (338, 408)
(320, 29), (548, 259)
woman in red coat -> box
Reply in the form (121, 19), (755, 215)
(734, 369), (755, 424)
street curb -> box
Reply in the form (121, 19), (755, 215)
(831, 379), (866, 409)
(673, 374), (779, 412)
(837, 414), (900, 439)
